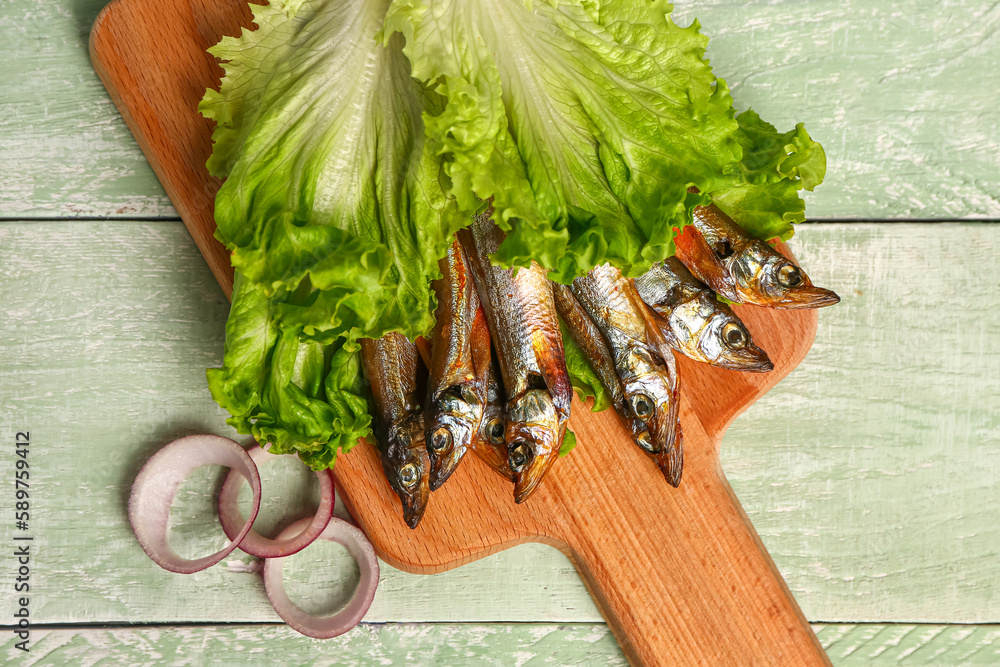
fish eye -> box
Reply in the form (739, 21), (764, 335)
(399, 463), (418, 486)
(635, 430), (660, 454)
(629, 394), (654, 421)
(722, 322), (747, 349)
(777, 264), (803, 288)
(486, 418), (505, 444)
(459, 385), (479, 404)
(509, 443), (531, 470)
(430, 427), (452, 452)
(397, 431), (412, 448)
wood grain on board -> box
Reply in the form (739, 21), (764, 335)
(86, 0), (833, 663)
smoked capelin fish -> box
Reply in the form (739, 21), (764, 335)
(634, 258), (773, 372)
(674, 201), (840, 309)
(459, 208), (572, 503)
(551, 282), (627, 413)
(359, 334), (430, 529)
(426, 295), (513, 484)
(424, 240), (484, 490)
(554, 280), (676, 475)
(571, 265), (683, 486)
(470, 348), (515, 483)
(420, 295), (511, 484)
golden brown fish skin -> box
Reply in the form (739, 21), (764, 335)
(554, 281), (679, 478)
(359, 334), (431, 529)
(629, 281), (684, 488)
(459, 208), (572, 503)
(674, 202), (840, 309)
(634, 258), (773, 372)
(414, 336), (433, 368)
(552, 281), (628, 412)
(425, 240), (484, 491)
(470, 355), (514, 482)
(572, 264), (683, 485)
(468, 305), (514, 483)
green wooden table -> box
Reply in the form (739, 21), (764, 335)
(2, 1), (999, 664)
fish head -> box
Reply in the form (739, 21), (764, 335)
(382, 418), (431, 529)
(686, 296), (773, 372)
(731, 243), (840, 309)
(480, 407), (506, 447)
(506, 388), (562, 503)
(470, 403), (514, 482)
(620, 350), (682, 484)
(426, 385), (482, 491)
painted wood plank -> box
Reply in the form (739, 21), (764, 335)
(0, 625), (629, 666)
(1, 220), (998, 627)
(814, 624), (1000, 666)
(2, 0), (1000, 220)
(3, 625), (999, 666)
(670, 0), (1000, 220)
(727, 221), (1000, 623)
(0, 0), (175, 218)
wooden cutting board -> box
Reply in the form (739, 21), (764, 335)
(90, 2), (831, 664)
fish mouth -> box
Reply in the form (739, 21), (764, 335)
(675, 302), (773, 372)
(511, 442), (559, 504)
(426, 416), (476, 491)
(470, 410), (515, 482)
(396, 460), (430, 529)
(653, 426), (684, 487)
(774, 284), (841, 309)
(506, 390), (561, 504)
(389, 470), (430, 529)
(701, 311), (774, 372)
(720, 346), (774, 373)
(386, 425), (430, 530)
(627, 415), (683, 487)
(425, 384), (482, 490)
(623, 372), (682, 484)
(400, 489), (429, 529)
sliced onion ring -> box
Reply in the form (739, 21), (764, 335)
(218, 445), (335, 558)
(128, 434), (261, 574)
(263, 517), (379, 638)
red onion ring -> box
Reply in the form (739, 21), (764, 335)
(263, 517), (379, 638)
(128, 434), (261, 574)
(218, 445), (336, 558)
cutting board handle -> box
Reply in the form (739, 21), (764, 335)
(557, 422), (830, 666)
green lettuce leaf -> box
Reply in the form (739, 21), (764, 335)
(200, 0), (465, 342)
(207, 273), (371, 470)
(560, 319), (613, 412)
(560, 428), (578, 457)
(202, 0), (825, 464)
(710, 109), (827, 241)
(384, 0), (741, 281)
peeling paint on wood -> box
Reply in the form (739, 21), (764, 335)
(815, 624), (1000, 665)
(0, 625), (628, 666)
(0, 0), (175, 218)
(671, 1), (1000, 220)
(3, 624), (1000, 665)
(726, 222), (1000, 623)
